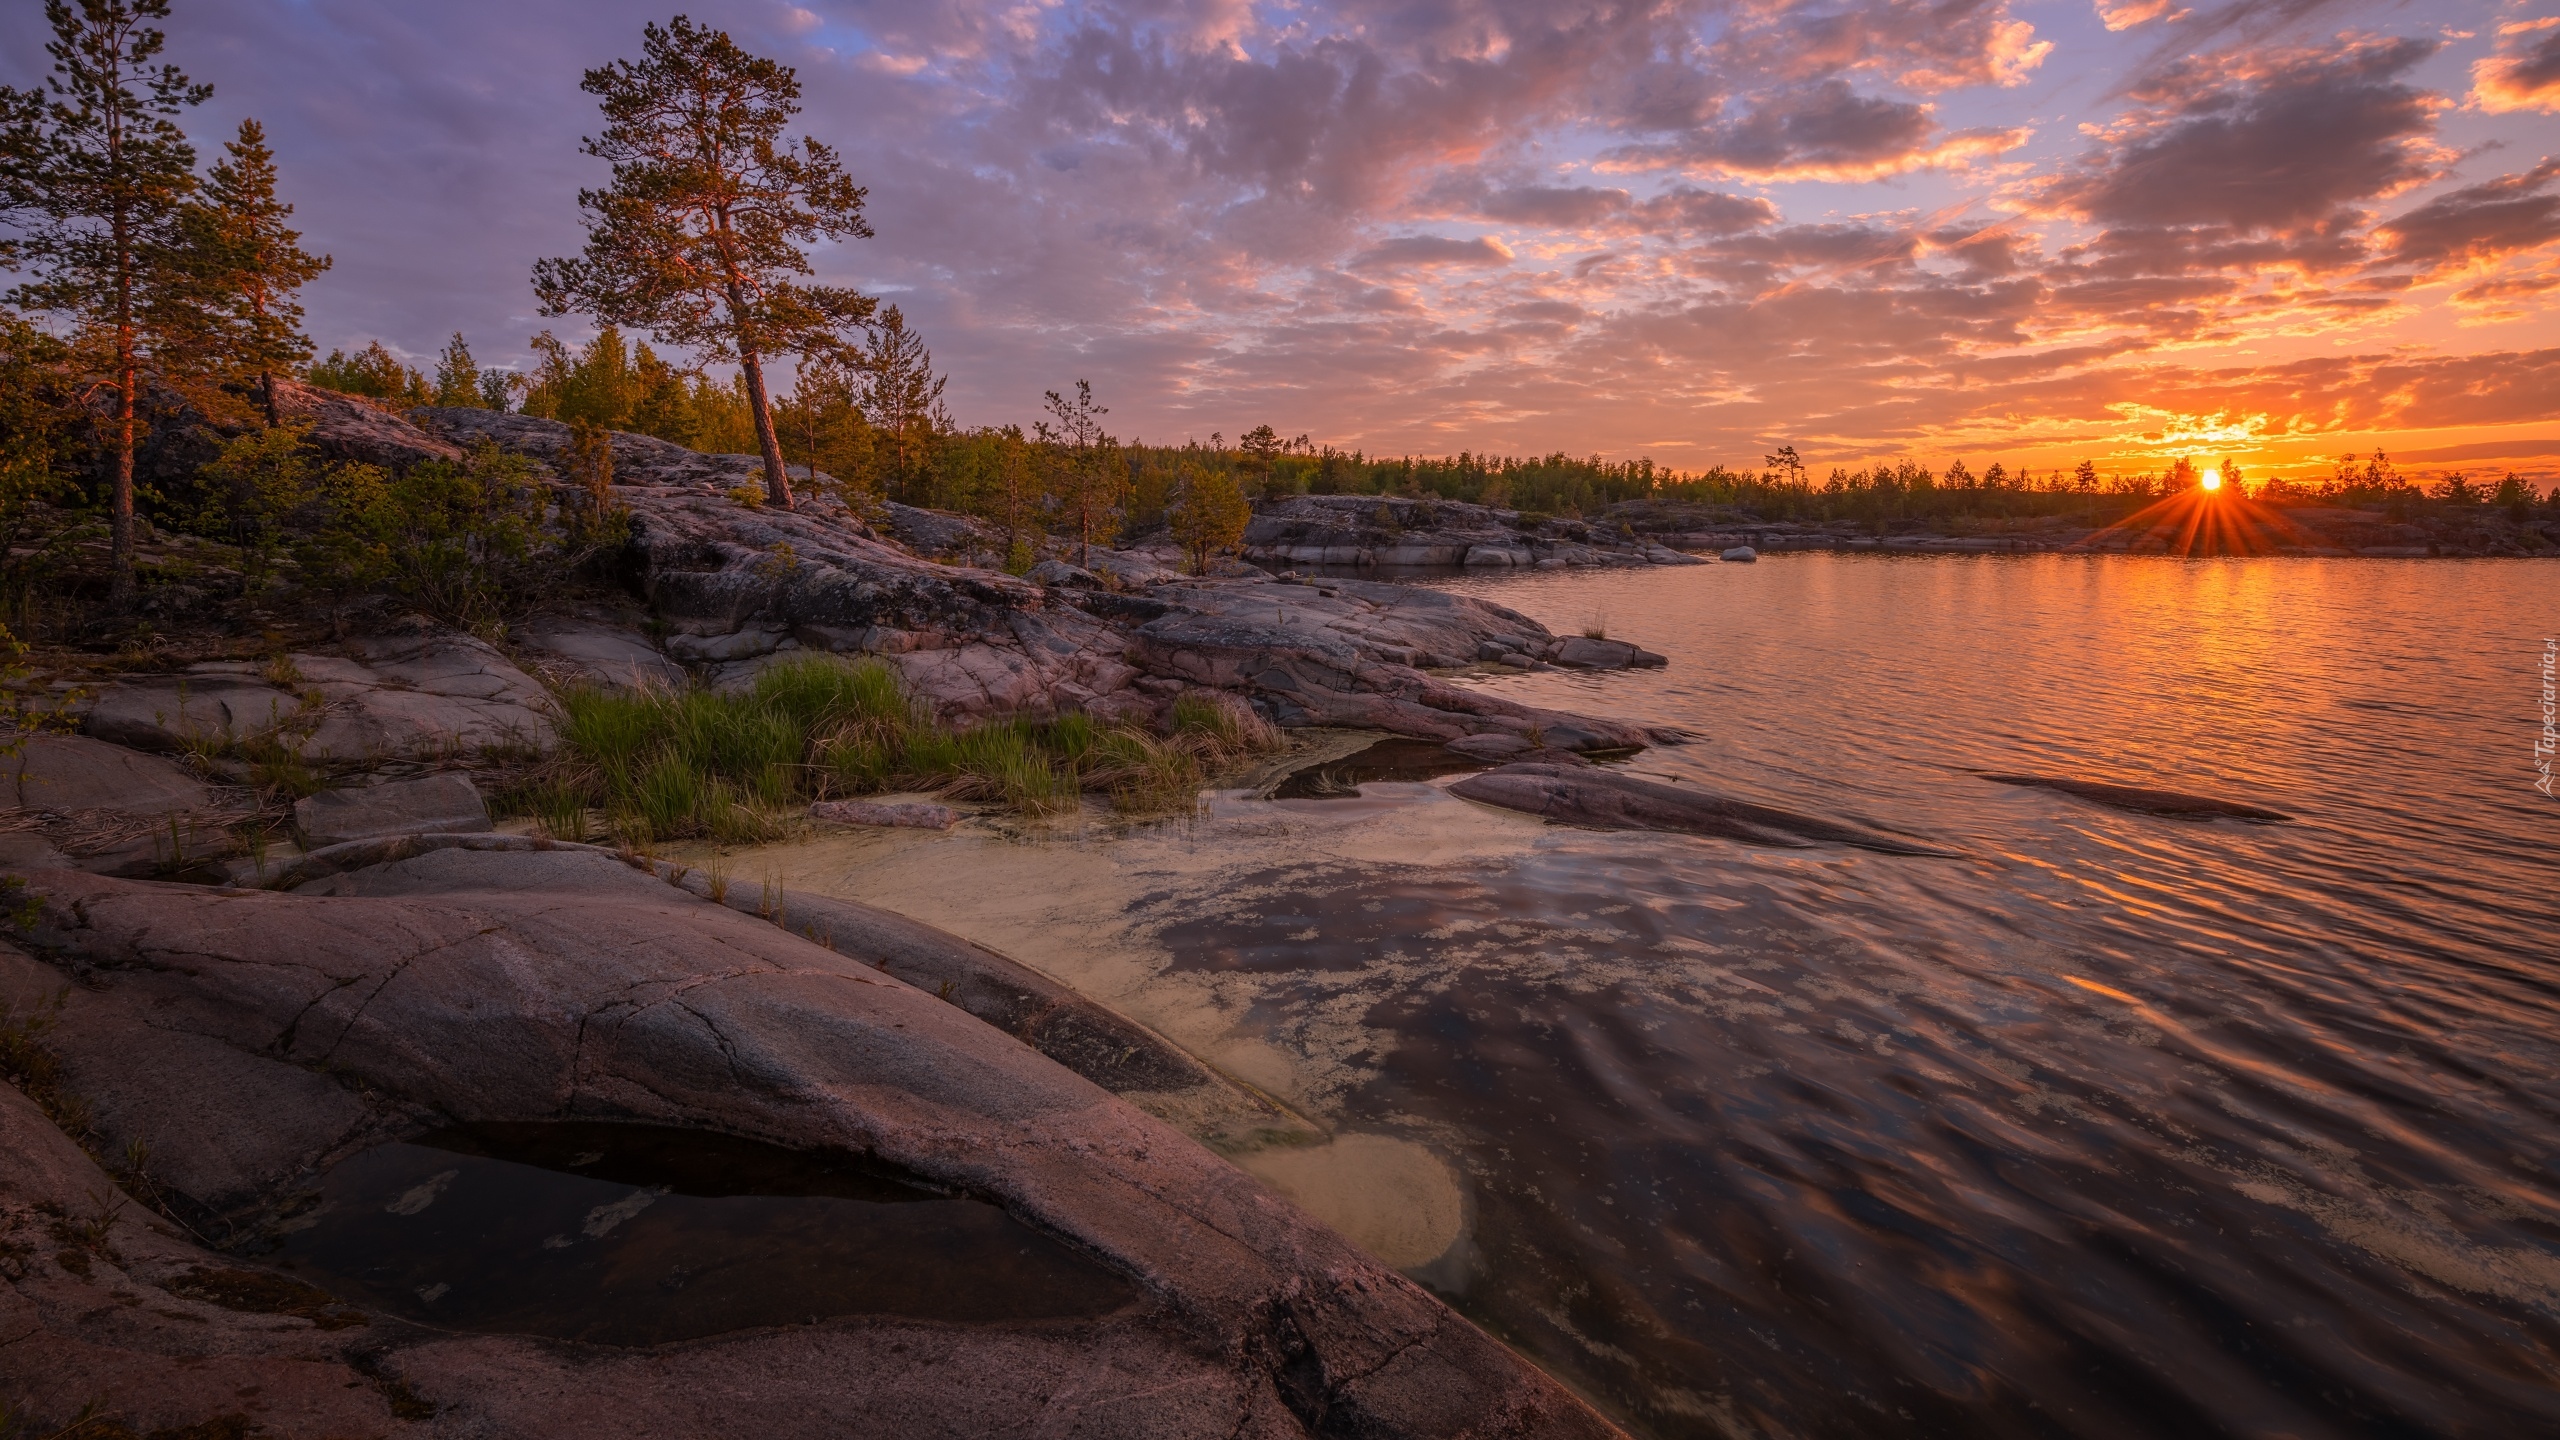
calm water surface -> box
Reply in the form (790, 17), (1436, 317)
(1350, 555), (2560, 1438)
(780, 554), (2557, 1440)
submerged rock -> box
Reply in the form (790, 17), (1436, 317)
(1449, 763), (1953, 855)
(6, 858), (1620, 1439)
(1979, 773), (2293, 821)
(1548, 636), (1668, 670)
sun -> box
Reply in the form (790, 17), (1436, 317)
(2201, 470), (2223, 492)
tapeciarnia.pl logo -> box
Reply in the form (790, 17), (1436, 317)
(2538, 638), (2556, 798)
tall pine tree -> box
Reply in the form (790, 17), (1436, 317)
(0, 0), (212, 601)
(533, 17), (875, 509)
(165, 117), (330, 422)
(859, 304), (944, 503)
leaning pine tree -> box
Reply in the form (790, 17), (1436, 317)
(0, 0), (213, 602)
(533, 16), (875, 510)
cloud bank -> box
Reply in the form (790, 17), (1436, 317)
(2, 0), (2555, 476)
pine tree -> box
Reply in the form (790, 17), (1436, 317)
(859, 304), (945, 503)
(432, 332), (481, 408)
(1038, 380), (1119, 566)
(532, 17), (876, 510)
(1237, 424), (1283, 499)
(0, 0), (214, 601)
(1169, 458), (1248, 575)
(168, 117), (329, 421)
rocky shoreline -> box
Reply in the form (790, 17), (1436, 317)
(10, 385), (2480, 1437)
(0, 389), (1698, 1437)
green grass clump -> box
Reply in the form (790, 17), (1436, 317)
(516, 654), (1282, 845)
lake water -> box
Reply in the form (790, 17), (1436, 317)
(759, 554), (2560, 1439)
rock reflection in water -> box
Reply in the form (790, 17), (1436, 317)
(262, 1123), (1135, 1345)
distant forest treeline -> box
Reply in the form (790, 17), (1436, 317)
(309, 325), (2557, 545)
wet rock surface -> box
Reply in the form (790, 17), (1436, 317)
(1979, 772), (2294, 821)
(1449, 763), (1955, 854)
(1, 855), (1618, 1438)
(274, 1123), (1139, 1344)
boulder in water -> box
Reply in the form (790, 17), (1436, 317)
(1720, 546), (1758, 562)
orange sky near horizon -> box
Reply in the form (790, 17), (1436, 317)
(13, 0), (2554, 482)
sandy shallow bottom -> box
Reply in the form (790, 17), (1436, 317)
(682, 784), (1526, 1271)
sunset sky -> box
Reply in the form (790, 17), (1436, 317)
(8, 0), (2558, 480)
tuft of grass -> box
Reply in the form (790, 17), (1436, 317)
(237, 733), (322, 802)
(513, 778), (590, 842)
(528, 654), (1276, 844)
(1171, 691), (1280, 758)
(1581, 613), (1609, 640)
(1085, 728), (1206, 816)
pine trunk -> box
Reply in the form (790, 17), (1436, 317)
(740, 348), (794, 510)
(110, 347), (137, 605)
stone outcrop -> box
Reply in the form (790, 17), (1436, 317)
(0, 734), (242, 878)
(6, 733), (208, 815)
(1124, 580), (1675, 750)
(225, 388), (1679, 751)
(1448, 763), (1954, 854)
(413, 404), (828, 493)
(1244, 495), (1700, 570)
(293, 772), (491, 847)
(270, 377), (467, 468)
(3, 857), (1621, 1439)
(517, 619), (688, 690)
(84, 626), (557, 762)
